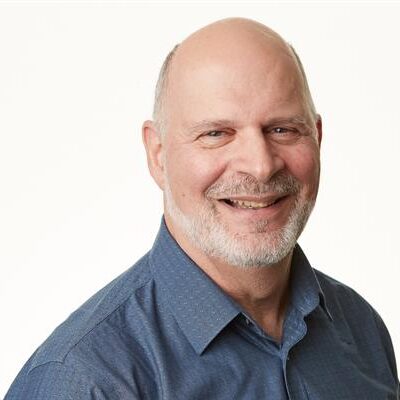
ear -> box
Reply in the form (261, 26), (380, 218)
(142, 120), (165, 190)
(315, 115), (323, 149)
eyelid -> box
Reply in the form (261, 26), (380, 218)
(271, 125), (294, 131)
(200, 128), (233, 138)
(266, 125), (300, 135)
(197, 129), (234, 146)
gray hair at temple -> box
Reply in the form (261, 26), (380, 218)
(152, 42), (318, 137)
(152, 44), (179, 137)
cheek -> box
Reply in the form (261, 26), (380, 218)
(166, 147), (227, 199)
(285, 147), (320, 190)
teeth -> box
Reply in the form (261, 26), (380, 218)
(228, 199), (277, 209)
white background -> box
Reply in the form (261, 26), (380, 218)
(1, 1), (399, 396)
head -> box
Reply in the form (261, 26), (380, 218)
(143, 18), (322, 269)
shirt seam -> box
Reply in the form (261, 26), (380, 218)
(63, 278), (153, 362)
(28, 277), (155, 397)
(26, 360), (122, 397)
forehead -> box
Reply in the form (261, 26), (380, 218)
(166, 43), (308, 126)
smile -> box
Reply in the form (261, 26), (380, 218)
(221, 196), (286, 210)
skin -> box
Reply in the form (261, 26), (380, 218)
(143, 18), (322, 341)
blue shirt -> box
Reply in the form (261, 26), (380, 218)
(5, 218), (399, 399)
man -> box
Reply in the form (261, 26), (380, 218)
(5, 18), (399, 399)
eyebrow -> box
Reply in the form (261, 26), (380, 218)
(264, 115), (310, 127)
(187, 119), (236, 134)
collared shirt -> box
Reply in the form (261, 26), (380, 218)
(5, 218), (399, 399)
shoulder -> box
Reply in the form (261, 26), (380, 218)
(6, 253), (157, 399)
(4, 360), (123, 400)
(314, 269), (369, 308)
(38, 252), (154, 363)
(314, 268), (382, 320)
(314, 268), (387, 330)
(314, 268), (398, 378)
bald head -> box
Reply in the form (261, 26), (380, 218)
(153, 18), (317, 135)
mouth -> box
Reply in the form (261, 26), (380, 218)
(219, 195), (287, 210)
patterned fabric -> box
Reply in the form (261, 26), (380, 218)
(5, 218), (399, 399)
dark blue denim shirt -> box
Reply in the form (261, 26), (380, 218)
(5, 218), (399, 399)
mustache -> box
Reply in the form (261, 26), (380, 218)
(205, 173), (300, 198)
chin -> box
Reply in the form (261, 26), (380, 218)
(164, 178), (315, 269)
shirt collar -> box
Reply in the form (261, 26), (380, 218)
(149, 218), (332, 354)
(149, 218), (241, 355)
(290, 244), (333, 321)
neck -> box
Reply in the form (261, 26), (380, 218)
(165, 215), (293, 342)
(200, 251), (292, 342)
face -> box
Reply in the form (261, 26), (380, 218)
(148, 44), (321, 269)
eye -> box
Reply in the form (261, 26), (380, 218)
(198, 129), (233, 147)
(270, 126), (299, 138)
(205, 130), (225, 138)
(267, 125), (302, 144)
(272, 127), (290, 134)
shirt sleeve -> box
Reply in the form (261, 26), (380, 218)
(4, 361), (121, 400)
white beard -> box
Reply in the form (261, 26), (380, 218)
(163, 173), (315, 268)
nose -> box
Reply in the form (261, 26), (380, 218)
(231, 129), (285, 182)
